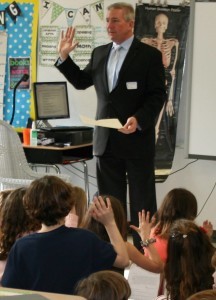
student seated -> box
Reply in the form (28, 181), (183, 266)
(154, 219), (215, 300)
(75, 270), (131, 300)
(0, 187), (41, 282)
(83, 196), (163, 274)
(145, 188), (213, 264)
(1, 175), (129, 294)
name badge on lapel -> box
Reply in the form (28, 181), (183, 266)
(126, 82), (137, 90)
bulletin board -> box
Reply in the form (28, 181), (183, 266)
(0, 0), (38, 128)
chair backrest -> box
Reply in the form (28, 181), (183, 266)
(0, 120), (71, 182)
(0, 177), (33, 191)
(0, 120), (29, 178)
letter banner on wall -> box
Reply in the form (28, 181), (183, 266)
(134, 3), (190, 181)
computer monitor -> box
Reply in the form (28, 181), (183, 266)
(33, 81), (70, 126)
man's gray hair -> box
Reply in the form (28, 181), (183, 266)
(107, 2), (135, 21)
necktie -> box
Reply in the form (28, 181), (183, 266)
(107, 45), (122, 92)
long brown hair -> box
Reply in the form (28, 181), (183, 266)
(165, 219), (215, 300)
(82, 195), (127, 241)
(72, 186), (87, 227)
(154, 188), (198, 238)
(0, 187), (41, 260)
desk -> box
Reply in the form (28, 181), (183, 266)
(23, 143), (93, 204)
(0, 287), (86, 299)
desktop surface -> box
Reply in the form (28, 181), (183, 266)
(23, 143), (93, 164)
(40, 126), (93, 132)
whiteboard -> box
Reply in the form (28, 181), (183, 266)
(188, 2), (216, 159)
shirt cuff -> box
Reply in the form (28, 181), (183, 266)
(56, 57), (64, 66)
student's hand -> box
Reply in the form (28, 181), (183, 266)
(130, 210), (155, 241)
(118, 116), (138, 134)
(58, 27), (79, 61)
(90, 196), (115, 227)
(202, 220), (213, 237)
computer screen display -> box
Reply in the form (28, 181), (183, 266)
(33, 81), (70, 121)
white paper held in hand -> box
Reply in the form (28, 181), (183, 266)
(80, 114), (122, 129)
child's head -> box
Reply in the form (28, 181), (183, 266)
(155, 188), (198, 237)
(23, 175), (74, 226)
(187, 289), (216, 300)
(0, 187), (41, 260)
(82, 195), (127, 241)
(165, 219), (215, 300)
(75, 270), (131, 300)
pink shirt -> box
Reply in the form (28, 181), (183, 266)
(145, 228), (168, 263)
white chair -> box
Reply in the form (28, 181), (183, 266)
(0, 177), (33, 191)
(0, 120), (71, 184)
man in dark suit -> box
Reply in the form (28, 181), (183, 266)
(55, 2), (166, 249)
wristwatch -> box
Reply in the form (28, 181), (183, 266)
(140, 238), (156, 248)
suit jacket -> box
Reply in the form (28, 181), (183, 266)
(56, 37), (166, 160)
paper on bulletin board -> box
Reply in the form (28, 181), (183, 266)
(80, 114), (122, 129)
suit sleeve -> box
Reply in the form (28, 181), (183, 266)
(54, 56), (93, 90)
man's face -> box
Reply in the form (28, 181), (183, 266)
(106, 8), (134, 44)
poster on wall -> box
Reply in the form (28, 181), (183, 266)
(9, 57), (30, 90)
(134, 3), (190, 179)
(0, 0), (38, 128)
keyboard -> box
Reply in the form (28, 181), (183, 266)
(40, 126), (93, 132)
